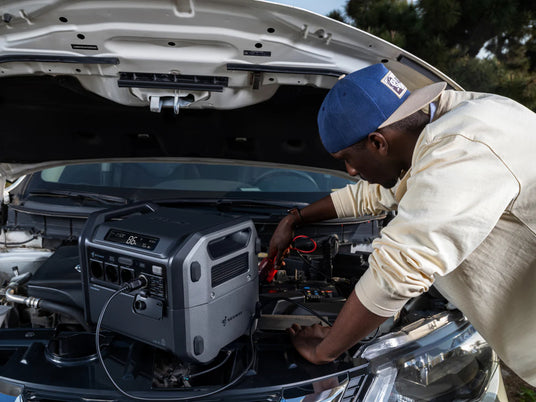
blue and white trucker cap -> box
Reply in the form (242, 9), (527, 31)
(318, 63), (446, 153)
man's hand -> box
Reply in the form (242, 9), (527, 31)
(288, 323), (332, 364)
(288, 291), (389, 365)
(268, 214), (297, 267)
(268, 195), (337, 267)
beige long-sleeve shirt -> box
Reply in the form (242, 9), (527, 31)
(331, 90), (536, 385)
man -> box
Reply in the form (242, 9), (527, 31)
(268, 63), (536, 386)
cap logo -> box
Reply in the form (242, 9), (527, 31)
(381, 71), (407, 98)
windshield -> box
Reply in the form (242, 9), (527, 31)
(25, 162), (355, 204)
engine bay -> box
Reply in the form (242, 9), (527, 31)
(0, 201), (453, 396)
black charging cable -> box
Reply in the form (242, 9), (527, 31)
(281, 297), (333, 327)
(260, 296), (333, 327)
(95, 276), (257, 401)
(183, 350), (233, 381)
(278, 297), (381, 344)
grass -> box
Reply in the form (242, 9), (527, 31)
(501, 362), (536, 402)
(519, 388), (536, 402)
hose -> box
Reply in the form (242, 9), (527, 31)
(39, 299), (91, 332)
(5, 287), (91, 331)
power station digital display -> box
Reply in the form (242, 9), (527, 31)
(105, 229), (159, 250)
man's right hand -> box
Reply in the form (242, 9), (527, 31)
(267, 195), (338, 267)
(268, 213), (298, 267)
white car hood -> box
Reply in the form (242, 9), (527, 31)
(0, 0), (460, 180)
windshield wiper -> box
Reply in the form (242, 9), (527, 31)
(158, 198), (308, 213)
(29, 190), (128, 205)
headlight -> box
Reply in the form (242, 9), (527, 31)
(282, 376), (350, 402)
(361, 312), (498, 402)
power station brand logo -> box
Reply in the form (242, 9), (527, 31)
(222, 311), (243, 327)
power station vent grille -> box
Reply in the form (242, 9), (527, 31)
(211, 253), (249, 287)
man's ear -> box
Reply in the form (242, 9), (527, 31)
(367, 132), (389, 155)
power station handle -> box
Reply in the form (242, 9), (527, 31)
(88, 201), (159, 227)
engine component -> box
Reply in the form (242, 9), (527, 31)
(27, 245), (83, 309)
(80, 202), (258, 363)
(5, 270), (89, 331)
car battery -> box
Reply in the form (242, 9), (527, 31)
(79, 202), (258, 363)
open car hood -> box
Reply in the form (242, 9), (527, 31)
(0, 0), (461, 180)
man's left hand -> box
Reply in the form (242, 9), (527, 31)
(287, 292), (388, 366)
(288, 323), (332, 364)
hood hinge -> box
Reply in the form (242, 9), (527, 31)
(0, 174), (6, 205)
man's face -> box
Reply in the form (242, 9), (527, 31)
(330, 135), (401, 188)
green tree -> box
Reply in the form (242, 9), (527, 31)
(328, 0), (536, 110)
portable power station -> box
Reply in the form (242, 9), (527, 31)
(79, 202), (258, 363)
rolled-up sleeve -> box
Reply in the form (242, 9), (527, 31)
(353, 134), (519, 317)
(331, 180), (398, 218)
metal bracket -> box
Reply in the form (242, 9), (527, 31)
(149, 95), (193, 114)
(251, 71), (262, 90)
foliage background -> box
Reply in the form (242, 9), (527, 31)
(327, 0), (536, 110)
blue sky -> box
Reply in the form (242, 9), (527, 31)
(269, 0), (347, 16)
